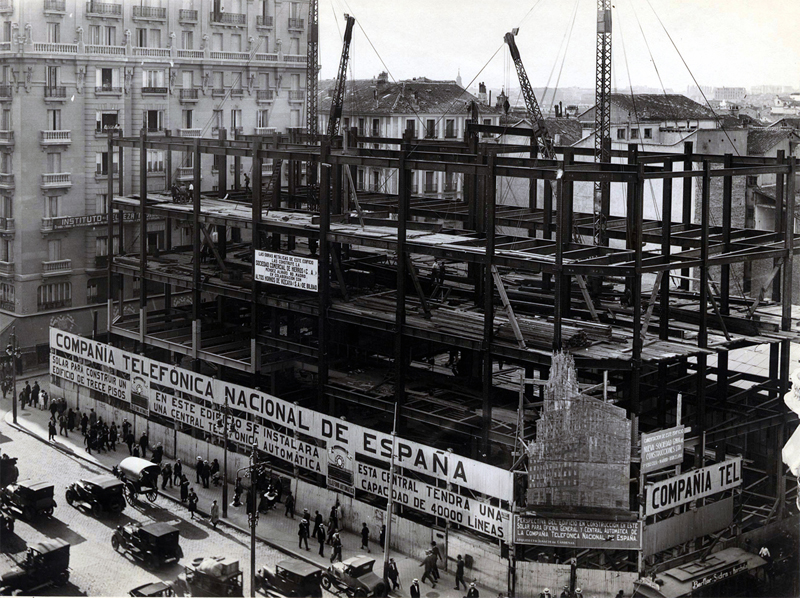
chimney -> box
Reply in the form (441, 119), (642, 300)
(478, 82), (487, 105)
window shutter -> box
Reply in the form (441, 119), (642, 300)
(112, 68), (120, 87)
(95, 67), (102, 87)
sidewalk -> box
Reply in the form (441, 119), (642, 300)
(2, 380), (494, 598)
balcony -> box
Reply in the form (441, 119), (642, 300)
(176, 167), (196, 181)
(230, 88), (244, 98)
(177, 129), (202, 138)
(44, 0), (65, 12)
(39, 298), (72, 310)
(179, 88), (199, 102)
(212, 88), (226, 98)
(41, 130), (72, 145)
(209, 11), (245, 26)
(133, 47), (170, 58)
(256, 89), (274, 103)
(95, 85), (122, 95)
(0, 174), (14, 189)
(283, 54), (306, 64)
(288, 90), (305, 101)
(0, 0), (11, 14)
(210, 51), (249, 61)
(0, 217), (13, 233)
(86, 44), (125, 55)
(41, 173), (72, 189)
(255, 53), (278, 62)
(42, 259), (72, 277)
(33, 42), (77, 53)
(44, 86), (67, 101)
(255, 127), (276, 136)
(0, 85), (11, 100)
(0, 131), (13, 146)
(288, 17), (304, 29)
(179, 8), (197, 21)
(141, 85), (168, 94)
(132, 5), (166, 20)
(85, 1), (121, 18)
(256, 15), (273, 28)
(177, 49), (204, 59)
(0, 262), (14, 277)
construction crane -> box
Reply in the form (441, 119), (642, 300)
(326, 14), (356, 141)
(593, 0), (612, 246)
(306, 0), (319, 188)
(504, 29), (556, 161)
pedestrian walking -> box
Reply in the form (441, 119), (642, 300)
(202, 460), (210, 488)
(330, 532), (343, 563)
(161, 463), (171, 489)
(386, 558), (399, 590)
(410, 579), (421, 598)
(122, 419), (130, 440)
(560, 586), (570, 598)
(139, 432), (148, 458)
(467, 582), (480, 598)
(132, 444), (140, 457)
(313, 510), (322, 536)
(58, 413), (68, 437)
(31, 381), (40, 408)
(89, 408), (97, 428)
(317, 522), (326, 557)
(67, 408), (75, 431)
(455, 554), (467, 590)
(232, 477), (243, 507)
(42, 389), (49, 409)
(361, 522), (371, 553)
(109, 422), (117, 450)
(174, 459), (183, 485)
(379, 524), (386, 549)
(180, 475), (189, 502)
(195, 456), (203, 483)
(22, 382), (31, 409)
(48, 419), (57, 442)
(298, 518), (310, 551)
(303, 508), (310, 522)
(81, 413), (88, 436)
(575, 588), (583, 598)
(187, 488), (198, 520)
(430, 541), (442, 580)
(151, 443), (163, 465)
(420, 551), (437, 587)
(210, 499), (220, 528)
(329, 501), (340, 530)
(244, 173), (251, 193)
(284, 490), (295, 518)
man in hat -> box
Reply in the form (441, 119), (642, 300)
(467, 582), (480, 598)
(560, 586), (570, 598)
(454, 554), (467, 590)
(410, 579), (421, 598)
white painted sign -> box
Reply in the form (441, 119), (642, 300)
(254, 250), (318, 291)
(641, 426), (685, 473)
(646, 457), (742, 515)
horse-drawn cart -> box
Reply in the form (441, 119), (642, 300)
(114, 457), (161, 505)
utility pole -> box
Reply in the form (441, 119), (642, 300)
(6, 327), (20, 424)
(382, 403), (399, 576)
(237, 443), (262, 595)
(222, 392), (229, 518)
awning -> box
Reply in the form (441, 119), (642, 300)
(632, 547), (766, 598)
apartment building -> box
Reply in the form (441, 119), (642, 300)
(0, 0), (308, 365)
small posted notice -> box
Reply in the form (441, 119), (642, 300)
(254, 250), (319, 292)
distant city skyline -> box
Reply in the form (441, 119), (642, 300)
(317, 0), (799, 97)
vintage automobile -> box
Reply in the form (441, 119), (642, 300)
(0, 480), (56, 520)
(175, 556), (243, 597)
(114, 457), (161, 505)
(255, 558), (322, 597)
(0, 455), (19, 488)
(112, 522), (183, 569)
(320, 556), (385, 597)
(0, 539), (70, 594)
(129, 581), (176, 597)
(66, 473), (126, 516)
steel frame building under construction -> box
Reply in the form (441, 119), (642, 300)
(85, 123), (798, 594)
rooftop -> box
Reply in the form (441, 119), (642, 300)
(746, 127), (799, 155)
(579, 94), (718, 123)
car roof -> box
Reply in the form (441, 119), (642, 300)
(140, 522), (180, 537)
(14, 480), (53, 492)
(82, 474), (124, 489)
(276, 559), (319, 577)
(119, 457), (160, 477)
(32, 538), (70, 553)
(131, 581), (172, 596)
(342, 556), (375, 568)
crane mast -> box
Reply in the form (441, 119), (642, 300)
(594, 0), (612, 246)
(306, 0), (319, 187)
(326, 14), (356, 141)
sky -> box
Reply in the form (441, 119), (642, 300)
(315, 0), (800, 95)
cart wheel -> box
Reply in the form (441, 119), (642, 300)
(111, 535), (120, 551)
(146, 489), (158, 502)
(320, 576), (332, 590)
(124, 483), (136, 505)
(55, 570), (69, 586)
(65, 490), (75, 506)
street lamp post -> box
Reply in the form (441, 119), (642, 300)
(6, 327), (20, 425)
(237, 443), (264, 595)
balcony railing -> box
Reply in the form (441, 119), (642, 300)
(0, 174), (14, 189)
(132, 5), (166, 19)
(0, 262), (14, 277)
(255, 53), (278, 62)
(133, 47), (170, 58)
(178, 9), (197, 21)
(95, 85), (122, 94)
(177, 49), (204, 59)
(34, 42), (77, 54)
(256, 89), (274, 102)
(176, 167), (195, 180)
(41, 130), (71, 144)
(39, 299), (72, 310)
(288, 90), (305, 101)
(179, 88), (199, 101)
(44, 86), (67, 99)
(0, 217), (14, 232)
(85, 44), (126, 55)
(177, 128), (202, 137)
(141, 86), (168, 94)
(288, 17), (304, 29)
(255, 127), (276, 136)
(256, 15), (273, 27)
(210, 11), (245, 25)
(0, 131), (13, 145)
(41, 173), (72, 188)
(230, 88), (244, 98)
(212, 88), (226, 97)
(283, 54), (306, 64)
(42, 259), (72, 276)
(44, 0), (66, 11)
(210, 51), (250, 61)
(85, 1), (122, 17)
(0, 85), (11, 99)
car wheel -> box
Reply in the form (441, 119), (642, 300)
(147, 554), (159, 569)
(65, 490), (75, 506)
(55, 570), (70, 586)
(320, 575), (332, 590)
(111, 535), (120, 551)
(354, 590), (367, 598)
(91, 502), (102, 517)
(44, 506), (54, 517)
(22, 507), (34, 521)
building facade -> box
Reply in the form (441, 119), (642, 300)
(0, 0), (308, 364)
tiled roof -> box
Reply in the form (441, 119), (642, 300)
(318, 77), (500, 116)
(747, 128), (799, 155)
(579, 94), (718, 122)
(768, 117), (800, 129)
(496, 113), (583, 146)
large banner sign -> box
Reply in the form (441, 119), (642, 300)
(645, 457), (742, 515)
(50, 329), (513, 537)
(513, 515), (640, 549)
(641, 426), (685, 473)
(254, 250), (318, 292)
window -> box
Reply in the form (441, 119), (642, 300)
(0, 194), (12, 218)
(136, 28), (147, 48)
(0, 152), (10, 174)
(358, 118), (365, 136)
(616, 128), (626, 140)
(104, 26), (116, 46)
(146, 149), (164, 172)
(2, 22), (10, 43)
(38, 282), (71, 310)
(45, 195), (59, 218)
(444, 171), (455, 192)
(47, 22), (60, 44)
(405, 119), (416, 137)
(425, 171), (436, 192)
(372, 118), (380, 137)
(181, 30), (193, 50)
(144, 109), (163, 132)
(644, 128), (652, 139)
(96, 151), (119, 175)
(290, 2), (300, 18)
(212, 109), (222, 130)
(96, 235), (119, 256)
(149, 28), (161, 48)
(212, 32), (223, 52)
(143, 69), (165, 88)
(291, 109), (300, 128)
(289, 37), (299, 54)
(291, 73), (300, 90)
(0, 283), (13, 308)
(96, 193), (107, 214)
(0, 239), (12, 263)
(213, 71), (224, 90)
(47, 152), (61, 173)
(183, 109), (193, 129)
(46, 66), (59, 87)
(372, 170), (380, 192)
(356, 168), (364, 191)
(630, 128), (639, 140)
(48, 239), (61, 261)
(257, 110), (269, 128)
(89, 25), (101, 45)
(46, 109), (61, 130)
(445, 119), (455, 138)
(231, 33), (242, 52)
(259, 36), (269, 53)
(95, 67), (120, 91)
(230, 109), (242, 129)
(425, 119), (435, 139)
(96, 110), (119, 132)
